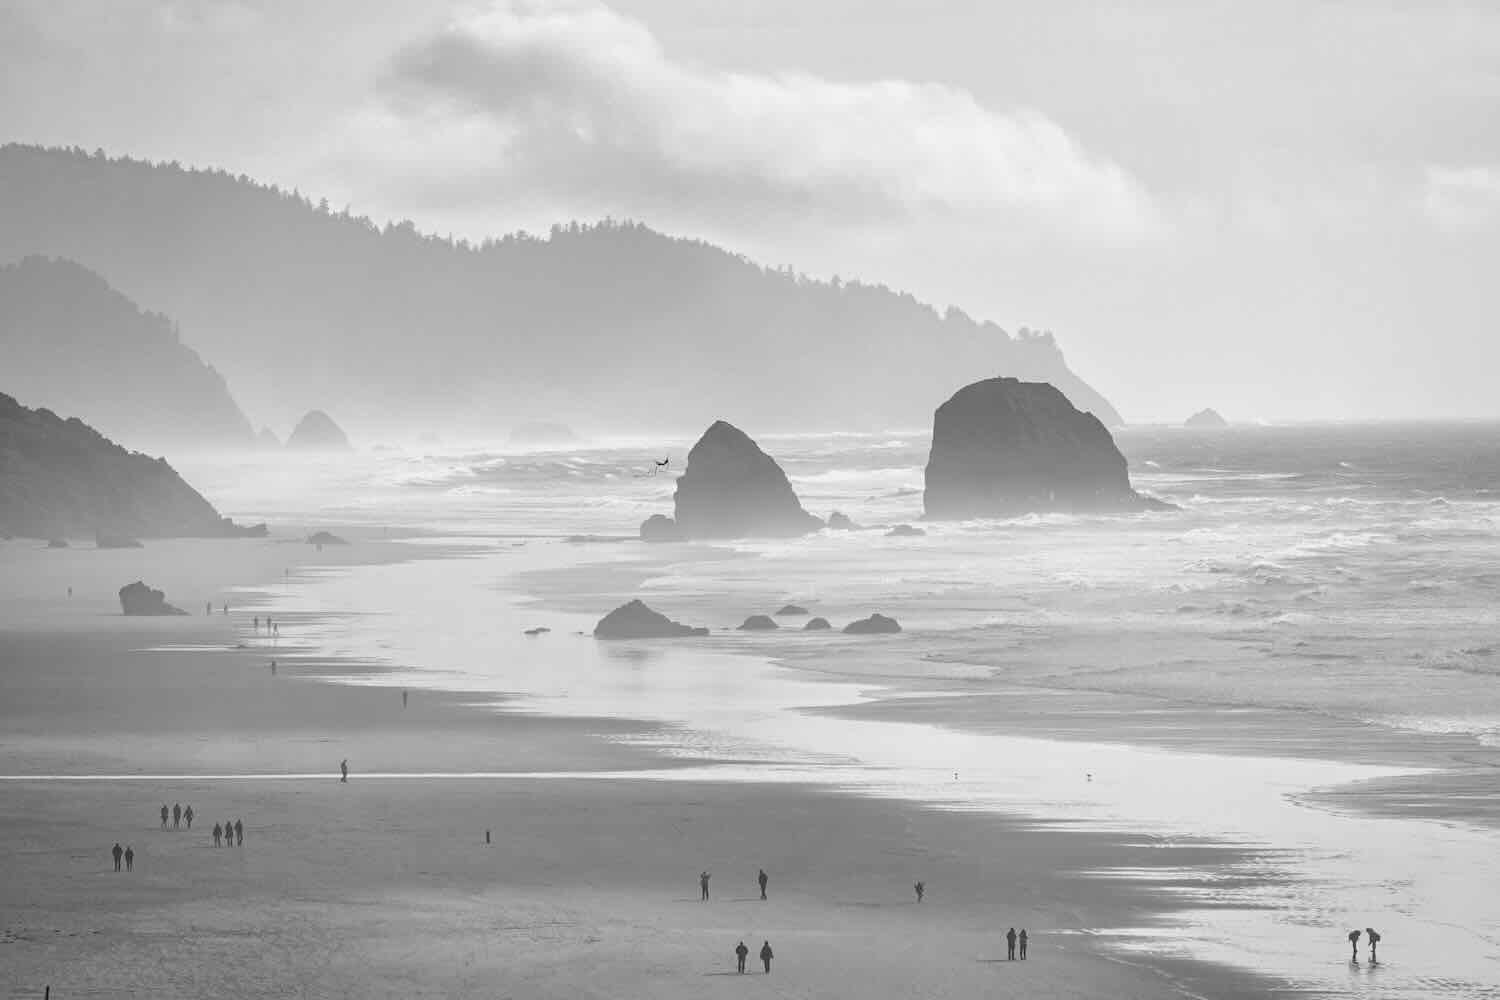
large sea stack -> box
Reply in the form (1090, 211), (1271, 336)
(594, 600), (709, 639)
(1185, 408), (1229, 428)
(924, 378), (1161, 519)
(0, 391), (267, 539)
(652, 421), (821, 539)
(119, 581), (187, 616)
(286, 410), (352, 451)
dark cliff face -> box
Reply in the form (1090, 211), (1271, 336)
(672, 421), (822, 539)
(286, 410), (352, 451)
(0, 256), (254, 452)
(0, 391), (261, 539)
(924, 378), (1148, 519)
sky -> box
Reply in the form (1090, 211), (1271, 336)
(2, 0), (1498, 422)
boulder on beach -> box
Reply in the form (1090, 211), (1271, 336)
(523, 627), (551, 637)
(887, 524), (926, 537)
(669, 421), (823, 539)
(738, 615), (779, 631)
(923, 377), (1165, 519)
(119, 580), (187, 616)
(803, 617), (832, 631)
(639, 514), (682, 543)
(286, 409), (352, 451)
(827, 511), (859, 531)
(843, 613), (902, 635)
(594, 599), (709, 639)
(1185, 408), (1229, 429)
(775, 604), (809, 616)
(306, 531), (349, 547)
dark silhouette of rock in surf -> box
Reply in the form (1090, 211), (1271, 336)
(775, 604), (809, 616)
(738, 615), (779, 631)
(803, 617), (832, 631)
(843, 613), (902, 634)
(827, 511), (859, 530)
(1185, 408), (1229, 428)
(924, 378), (1166, 520)
(286, 410), (351, 451)
(670, 421), (822, 539)
(887, 524), (926, 537)
(639, 514), (682, 543)
(594, 599), (709, 639)
(306, 531), (349, 547)
(119, 580), (187, 616)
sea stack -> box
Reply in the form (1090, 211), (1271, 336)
(923, 377), (1160, 519)
(286, 410), (352, 451)
(1185, 408), (1229, 428)
(119, 581), (187, 616)
(593, 599), (709, 639)
(651, 420), (821, 540)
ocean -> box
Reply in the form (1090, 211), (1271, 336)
(184, 422), (1500, 997)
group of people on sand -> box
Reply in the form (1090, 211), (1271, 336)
(161, 803), (196, 833)
(1006, 926), (1029, 960)
(732, 940), (774, 974)
(212, 817), (246, 848)
(253, 616), (280, 637)
(110, 842), (134, 871)
(1348, 927), (1383, 963)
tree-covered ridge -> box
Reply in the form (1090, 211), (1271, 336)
(0, 143), (1121, 433)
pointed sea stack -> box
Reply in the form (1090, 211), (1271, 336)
(286, 410), (352, 451)
(1185, 408), (1229, 428)
(924, 378), (1164, 519)
(664, 420), (822, 539)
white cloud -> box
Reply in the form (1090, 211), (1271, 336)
(1423, 165), (1500, 231)
(340, 0), (1160, 242)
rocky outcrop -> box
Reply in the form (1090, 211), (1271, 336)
(887, 524), (926, 537)
(924, 378), (1163, 520)
(775, 604), (809, 616)
(827, 511), (859, 531)
(667, 421), (822, 539)
(738, 615), (778, 631)
(0, 392), (267, 540)
(306, 531), (349, 547)
(286, 410), (352, 451)
(639, 514), (682, 543)
(593, 599), (709, 639)
(119, 580), (187, 616)
(804, 617), (832, 631)
(843, 613), (901, 634)
(1185, 408), (1229, 428)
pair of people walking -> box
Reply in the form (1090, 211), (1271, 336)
(212, 819), (245, 847)
(733, 940), (773, 973)
(110, 843), (134, 871)
(1006, 927), (1028, 960)
(1348, 928), (1382, 962)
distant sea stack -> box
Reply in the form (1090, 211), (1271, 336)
(0, 256), (254, 452)
(594, 600), (709, 638)
(1185, 408), (1229, 428)
(286, 410), (352, 451)
(923, 378), (1164, 519)
(643, 421), (821, 540)
(119, 581), (187, 616)
(0, 391), (267, 540)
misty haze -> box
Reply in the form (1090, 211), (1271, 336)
(2, 3), (1499, 999)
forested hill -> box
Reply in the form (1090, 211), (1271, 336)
(0, 255), (254, 452)
(0, 144), (1122, 435)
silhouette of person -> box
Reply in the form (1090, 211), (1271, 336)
(112, 842), (123, 871)
(1366, 928), (1381, 963)
(124, 845), (134, 871)
(68, 585), (72, 598)
(173, 802), (182, 829)
(213, 823), (222, 847)
(758, 868), (768, 900)
(223, 820), (233, 847)
(184, 805), (194, 829)
(1348, 929), (1361, 961)
(402, 690), (408, 708)
(271, 660), (277, 676)
(206, 602), (212, 616)
(735, 940), (748, 973)
(485, 829), (491, 845)
(254, 616), (260, 632)
(340, 759), (349, 783)
(161, 804), (169, 828)
(235, 819), (244, 846)
(760, 941), (773, 974)
(222, 602), (228, 615)
(1019, 929), (1028, 959)
(700, 871), (711, 901)
(1006, 927), (1017, 960)
(914, 881), (925, 903)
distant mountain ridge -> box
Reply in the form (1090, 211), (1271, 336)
(0, 143), (1123, 434)
(0, 255), (254, 452)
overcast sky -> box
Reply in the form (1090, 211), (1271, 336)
(4, 0), (1498, 422)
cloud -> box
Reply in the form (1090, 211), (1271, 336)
(344, 0), (1160, 241)
(1423, 165), (1500, 231)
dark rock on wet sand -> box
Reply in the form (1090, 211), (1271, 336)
(803, 617), (832, 631)
(306, 531), (349, 547)
(594, 599), (709, 639)
(119, 580), (187, 616)
(843, 613), (901, 635)
(887, 524), (926, 537)
(738, 615), (779, 631)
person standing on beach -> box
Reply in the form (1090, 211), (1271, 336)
(735, 940), (748, 974)
(1348, 929), (1361, 961)
(111, 842), (123, 871)
(173, 803), (181, 829)
(235, 819), (244, 846)
(1019, 929), (1028, 959)
(184, 805), (193, 830)
(914, 881), (924, 903)
(206, 601), (212, 616)
(402, 690), (408, 708)
(1366, 928), (1381, 963)
(1006, 927), (1017, 960)
(254, 616), (260, 632)
(223, 819), (234, 847)
(340, 759), (349, 783)
(759, 941), (773, 974)
(124, 846), (134, 871)
(271, 660), (277, 676)
(758, 868), (768, 900)
(160, 804), (168, 828)
(700, 871), (711, 901)
(212, 823), (222, 847)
